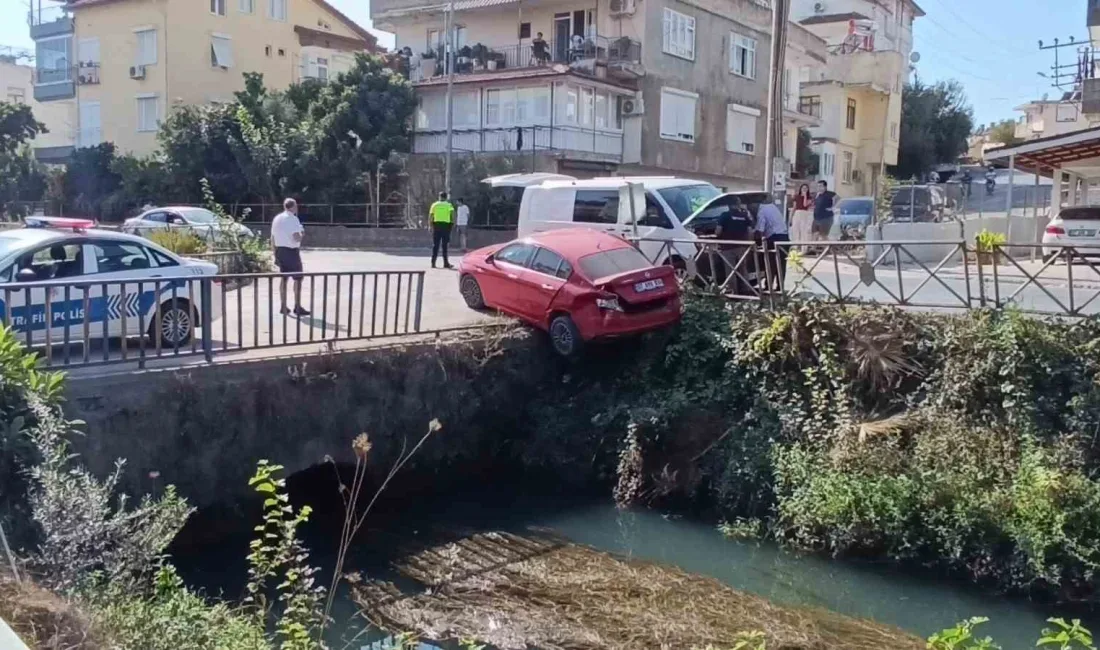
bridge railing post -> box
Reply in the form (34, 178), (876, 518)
(201, 277), (214, 363)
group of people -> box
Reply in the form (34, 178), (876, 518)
(428, 192), (471, 269)
(791, 180), (838, 244)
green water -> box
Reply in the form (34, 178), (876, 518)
(177, 485), (1096, 650)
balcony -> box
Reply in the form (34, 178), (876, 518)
(28, 4), (73, 40)
(413, 125), (621, 163)
(409, 36), (642, 85)
(33, 63), (97, 101)
(825, 48), (904, 93)
(1084, 78), (1100, 117)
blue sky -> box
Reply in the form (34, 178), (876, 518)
(1, 0), (1086, 128)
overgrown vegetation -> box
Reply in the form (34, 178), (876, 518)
(527, 298), (1100, 604)
(146, 230), (207, 255)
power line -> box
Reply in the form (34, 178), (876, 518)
(917, 18), (1032, 68)
(922, 0), (1027, 59)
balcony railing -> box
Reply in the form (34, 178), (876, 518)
(409, 36), (641, 83)
(34, 63), (100, 86)
(413, 125), (622, 160)
(28, 4), (69, 26)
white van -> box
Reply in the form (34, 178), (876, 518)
(516, 177), (720, 274)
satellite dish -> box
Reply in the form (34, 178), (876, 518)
(1042, 92), (1049, 101)
(909, 51), (921, 63)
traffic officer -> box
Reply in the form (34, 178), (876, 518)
(429, 191), (455, 269)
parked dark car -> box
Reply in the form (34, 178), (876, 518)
(678, 191), (772, 237)
(890, 185), (949, 223)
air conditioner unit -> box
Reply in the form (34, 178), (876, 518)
(621, 97), (644, 116)
(129, 65), (146, 79)
(813, 1), (827, 13)
(609, 0), (636, 15)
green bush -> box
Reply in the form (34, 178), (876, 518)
(146, 229), (208, 255)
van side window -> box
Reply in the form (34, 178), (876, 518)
(638, 196), (673, 229)
(573, 190), (620, 224)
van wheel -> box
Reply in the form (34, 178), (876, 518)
(548, 314), (582, 357)
(460, 275), (486, 309)
(150, 299), (194, 347)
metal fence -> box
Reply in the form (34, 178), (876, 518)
(635, 237), (1100, 318)
(2, 270), (425, 369)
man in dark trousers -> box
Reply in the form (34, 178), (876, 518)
(429, 191), (455, 269)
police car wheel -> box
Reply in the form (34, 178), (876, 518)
(152, 301), (194, 346)
(460, 275), (485, 309)
(548, 314), (581, 357)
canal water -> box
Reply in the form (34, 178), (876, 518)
(174, 481), (1096, 650)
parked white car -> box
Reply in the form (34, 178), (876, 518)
(1043, 206), (1100, 260)
(517, 177), (716, 275)
(122, 206), (253, 241)
(0, 218), (222, 346)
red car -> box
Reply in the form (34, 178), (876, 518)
(458, 229), (681, 356)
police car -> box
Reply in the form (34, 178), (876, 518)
(0, 217), (222, 347)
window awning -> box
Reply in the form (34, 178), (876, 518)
(986, 126), (1100, 178)
(375, 0), (518, 19)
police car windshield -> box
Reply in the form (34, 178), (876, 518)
(0, 232), (57, 262)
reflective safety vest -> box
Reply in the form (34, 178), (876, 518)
(429, 201), (454, 224)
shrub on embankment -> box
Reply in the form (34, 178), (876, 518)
(526, 296), (1100, 603)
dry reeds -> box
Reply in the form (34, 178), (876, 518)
(352, 532), (924, 650)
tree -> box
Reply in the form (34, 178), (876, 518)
(0, 102), (44, 159)
(988, 119), (1023, 147)
(893, 77), (974, 180)
(794, 128), (819, 178)
(62, 143), (122, 218)
(0, 102), (46, 216)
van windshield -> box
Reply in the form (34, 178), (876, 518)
(657, 184), (721, 222)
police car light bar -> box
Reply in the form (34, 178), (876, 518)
(24, 217), (96, 232)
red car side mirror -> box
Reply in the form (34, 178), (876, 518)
(485, 254), (496, 266)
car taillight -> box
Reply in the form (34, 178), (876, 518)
(596, 294), (623, 312)
(1046, 225), (1066, 235)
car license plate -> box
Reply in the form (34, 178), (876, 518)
(634, 279), (664, 292)
(1068, 229), (1097, 237)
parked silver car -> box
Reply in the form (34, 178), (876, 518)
(122, 206), (253, 241)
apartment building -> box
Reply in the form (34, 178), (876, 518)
(28, 0), (378, 159)
(0, 48), (75, 161)
(1015, 94), (1097, 142)
(372, 0), (783, 189)
(791, 0), (922, 198)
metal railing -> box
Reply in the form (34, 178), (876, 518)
(634, 236), (1100, 318)
(411, 35), (641, 82)
(2, 270), (425, 369)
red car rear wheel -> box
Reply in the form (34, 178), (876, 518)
(549, 314), (582, 357)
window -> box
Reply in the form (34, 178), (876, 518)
(639, 196), (673, 228)
(78, 38), (100, 66)
(211, 35), (233, 68)
(530, 247), (566, 276)
(659, 87), (696, 143)
(841, 151), (853, 183)
(515, 86), (548, 124)
(277, 48), (285, 57)
(240, 0), (254, 12)
(726, 103), (759, 155)
(656, 184), (720, 221)
(91, 242), (153, 274)
(573, 190), (619, 224)
(799, 95), (821, 117)
(135, 28), (157, 66)
(595, 92), (608, 129)
(729, 32), (756, 79)
(580, 87), (594, 126)
(485, 89), (516, 126)
(579, 248), (652, 280)
(555, 260), (572, 280)
(846, 98), (857, 130)
(519, 22), (531, 39)
(820, 152), (834, 176)
(78, 102), (101, 147)
(16, 244), (84, 282)
(143, 211), (168, 223)
(149, 249), (178, 268)
(452, 90), (479, 127)
(6, 88), (24, 104)
(36, 36), (71, 84)
(662, 8), (695, 60)
(268, 0), (286, 21)
(315, 57), (328, 80)
(211, 0), (226, 15)
(265, 45), (272, 56)
(495, 243), (534, 267)
(1057, 103), (1079, 122)
(137, 95), (159, 132)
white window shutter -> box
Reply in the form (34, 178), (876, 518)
(660, 90), (676, 138)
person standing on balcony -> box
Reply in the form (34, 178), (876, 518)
(455, 197), (470, 251)
(429, 192), (455, 269)
(271, 198), (310, 316)
(532, 32), (550, 65)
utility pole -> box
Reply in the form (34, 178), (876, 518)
(444, 0), (455, 196)
(763, 0), (789, 198)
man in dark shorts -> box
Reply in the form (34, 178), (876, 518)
(813, 180), (837, 241)
(271, 197), (310, 316)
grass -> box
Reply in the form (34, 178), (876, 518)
(351, 532), (925, 650)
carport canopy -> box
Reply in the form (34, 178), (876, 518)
(986, 126), (1100, 180)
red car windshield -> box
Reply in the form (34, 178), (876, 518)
(578, 247), (652, 281)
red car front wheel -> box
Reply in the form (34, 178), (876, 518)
(460, 274), (486, 309)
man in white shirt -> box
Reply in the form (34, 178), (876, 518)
(455, 197), (470, 251)
(271, 197), (310, 316)
(754, 200), (790, 292)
